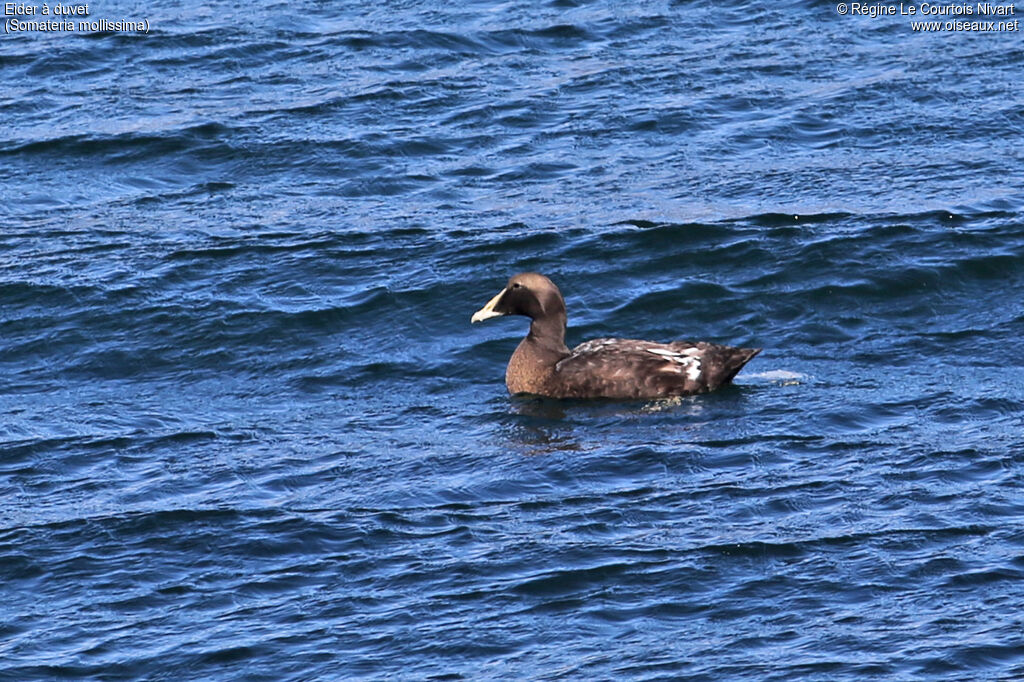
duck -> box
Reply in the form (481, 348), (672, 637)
(471, 273), (760, 400)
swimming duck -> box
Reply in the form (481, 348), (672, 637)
(471, 273), (760, 399)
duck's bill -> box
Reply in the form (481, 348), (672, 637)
(471, 288), (507, 323)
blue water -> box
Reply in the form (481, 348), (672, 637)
(3, 0), (1024, 679)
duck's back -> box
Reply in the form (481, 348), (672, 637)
(549, 338), (760, 400)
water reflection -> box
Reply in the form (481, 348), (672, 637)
(501, 395), (579, 456)
(496, 389), (752, 457)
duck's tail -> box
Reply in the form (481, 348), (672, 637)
(710, 346), (761, 389)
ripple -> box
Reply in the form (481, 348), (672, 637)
(3, 0), (1024, 679)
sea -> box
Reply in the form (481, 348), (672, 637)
(2, 0), (1023, 679)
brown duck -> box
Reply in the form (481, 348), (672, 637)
(471, 273), (760, 399)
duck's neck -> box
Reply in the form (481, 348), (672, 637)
(527, 313), (570, 357)
(506, 314), (570, 394)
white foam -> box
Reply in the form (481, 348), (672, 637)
(745, 369), (807, 382)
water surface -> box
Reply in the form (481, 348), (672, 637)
(2, 0), (1023, 679)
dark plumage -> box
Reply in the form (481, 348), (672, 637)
(471, 273), (760, 400)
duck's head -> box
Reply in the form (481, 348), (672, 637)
(471, 272), (566, 324)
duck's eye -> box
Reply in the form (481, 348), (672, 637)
(512, 282), (522, 289)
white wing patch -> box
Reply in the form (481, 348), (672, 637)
(646, 347), (702, 381)
(563, 338), (705, 383)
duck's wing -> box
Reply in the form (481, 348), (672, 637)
(552, 338), (760, 399)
